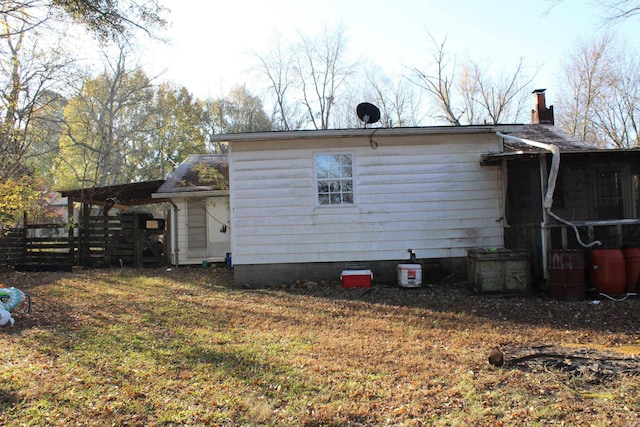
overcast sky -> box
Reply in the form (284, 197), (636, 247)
(128, 0), (639, 106)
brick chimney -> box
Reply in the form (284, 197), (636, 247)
(531, 89), (554, 125)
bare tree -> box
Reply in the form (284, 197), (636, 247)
(362, 62), (423, 127)
(545, 1), (640, 23)
(0, 0), (167, 41)
(294, 24), (356, 130)
(251, 32), (305, 131)
(468, 57), (534, 124)
(600, 0), (640, 21)
(408, 35), (462, 125)
(557, 33), (640, 148)
(0, 8), (72, 181)
(557, 34), (614, 146)
(409, 35), (533, 125)
(252, 25), (356, 130)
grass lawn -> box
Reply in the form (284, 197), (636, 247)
(1, 266), (639, 426)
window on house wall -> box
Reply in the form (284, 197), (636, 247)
(594, 170), (624, 219)
(315, 153), (354, 205)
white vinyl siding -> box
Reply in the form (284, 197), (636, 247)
(229, 132), (504, 265)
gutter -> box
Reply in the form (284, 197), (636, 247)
(496, 132), (600, 279)
(210, 125), (509, 143)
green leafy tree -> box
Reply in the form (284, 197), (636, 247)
(55, 46), (209, 189)
(54, 47), (156, 189)
(0, 176), (39, 229)
(135, 81), (206, 180)
(0, 7), (72, 225)
(203, 85), (272, 137)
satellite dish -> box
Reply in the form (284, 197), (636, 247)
(357, 102), (380, 126)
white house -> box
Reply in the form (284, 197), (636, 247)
(153, 154), (230, 266)
(210, 125), (517, 285)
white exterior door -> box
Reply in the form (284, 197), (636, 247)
(186, 199), (207, 259)
(206, 198), (231, 259)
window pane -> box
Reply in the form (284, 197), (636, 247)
(316, 153), (354, 206)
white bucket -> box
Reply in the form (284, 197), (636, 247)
(397, 263), (422, 288)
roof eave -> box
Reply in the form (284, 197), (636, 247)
(208, 125), (522, 143)
(152, 190), (229, 199)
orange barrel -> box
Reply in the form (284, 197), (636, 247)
(548, 250), (586, 300)
(590, 249), (626, 296)
(622, 247), (640, 292)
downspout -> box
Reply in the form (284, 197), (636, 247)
(495, 132), (600, 279)
(169, 201), (179, 266)
(496, 132), (559, 210)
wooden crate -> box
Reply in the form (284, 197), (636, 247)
(468, 249), (530, 293)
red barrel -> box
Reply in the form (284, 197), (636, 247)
(622, 247), (640, 292)
(549, 250), (586, 300)
(590, 249), (626, 296)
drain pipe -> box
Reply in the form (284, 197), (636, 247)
(495, 132), (600, 279)
(496, 132), (560, 210)
(169, 201), (179, 266)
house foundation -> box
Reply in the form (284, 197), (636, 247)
(232, 257), (467, 287)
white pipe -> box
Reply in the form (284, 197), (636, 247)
(495, 132), (601, 280)
(495, 132), (600, 248)
(496, 132), (559, 209)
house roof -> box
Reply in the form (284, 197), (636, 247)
(207, 125), (505, 143)
(59, 180), (168, 207)
(482, 124), (640, 164)
(155, 154), (229, 197)
(499, 124), (596, 152)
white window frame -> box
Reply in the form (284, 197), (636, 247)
(314, 152), (355, 206)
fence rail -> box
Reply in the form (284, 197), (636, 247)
(0, 213), (166, 269)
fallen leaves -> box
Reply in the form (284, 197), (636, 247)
(0, 266), (639, 426)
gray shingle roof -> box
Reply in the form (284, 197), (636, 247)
(156, 154), (229, 194)
(501, 124), (596, 152)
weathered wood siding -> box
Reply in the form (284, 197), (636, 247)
(229, 132), (504, 266)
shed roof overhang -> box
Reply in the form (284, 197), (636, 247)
(481, 147), (640, 165)
(152, 190), (228, 199)
(59, 180), (169, 208)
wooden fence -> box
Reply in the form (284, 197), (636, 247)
(0, 213), (167, 269)
(0, 228), (27, 267)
